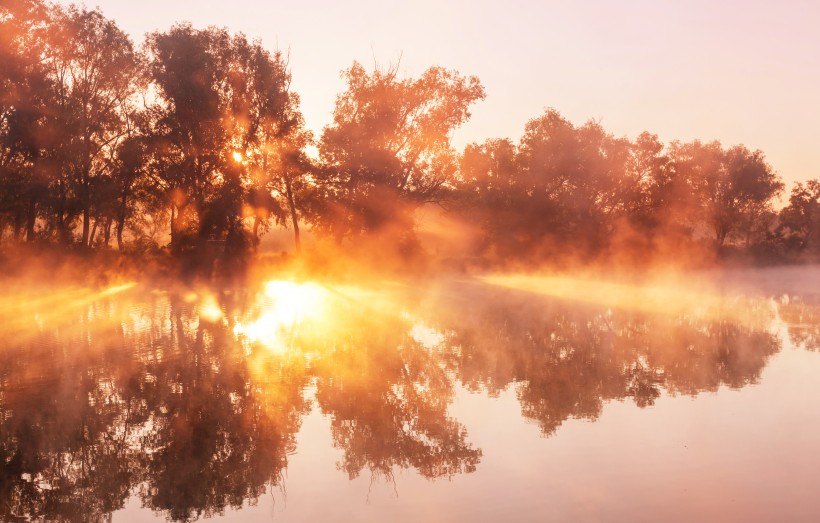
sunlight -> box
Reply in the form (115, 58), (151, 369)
(197, 293), (223, 322)
(481, 273), (774, 326)
(233, 280), (330, 352)
(0, 282), (137, 322)
(232, 150), (243, 163)
(409, 321), (445, 350)
(96, 282), (137, 297)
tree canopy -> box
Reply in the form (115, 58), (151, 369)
(315, 62), (484, 240)
(1, 0), (816, 272)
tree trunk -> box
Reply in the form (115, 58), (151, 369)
(82, 205), (90, 247)
(116, 192), (127, 251)
(11, 207), (23, 241)
(104, 217), (112, 247)
(81, 133), (92, 248)
(25, 196), (36, 242)
(116, 215), (125, 252)
(170, 205), (177, 246)
(89, 219), (98, 247)
(81, 160), (90, 246)
(252, 216), (261, 247)
(285, 177), (301, 253)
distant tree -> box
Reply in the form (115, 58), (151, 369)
(724, 146), (783, 247)
(624, 131), (672, 231)
(457, 116), (683, 263)
(460, 138), (519, 196)
(779, 179), (820, 253)
(457, 138), (521, 254)
(317, 62), (485, 242)
(249, 131), (313, 251)
(515, 109), (634, 253)
(670, 141), (782, 248)
(110, 131), (155, 250)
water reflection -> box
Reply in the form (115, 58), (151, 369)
(0, 278), (809, 521)
(778, 294), (820, 351)
(435, 283), (779, 434)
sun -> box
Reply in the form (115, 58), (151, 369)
(234, 280), (329, 352)
(232, 150), (243, 163)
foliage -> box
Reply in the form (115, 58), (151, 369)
(0, 0), (809, 271)
(315, 62), (485, 240)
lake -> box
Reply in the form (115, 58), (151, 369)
(1, 269), (819, 522)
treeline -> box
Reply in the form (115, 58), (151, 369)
(457, 116), (811, 267)
(2, 0), (819, 271)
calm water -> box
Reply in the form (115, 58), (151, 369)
(1, 270), (819, 522)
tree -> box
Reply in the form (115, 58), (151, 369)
(779, 179), (820, 254)
(626, 132), (682, 235)
(110, 132), (153, 250)
(145, 24), (230, 249)
(457, 138), (521, 255)
(724, 146), (783, 247)
(248, 130), (313, 251)
(670, 141), (782, 248)
(317, 62), (485, 241)
(46, 4), (140, 246)
(238, 47), (310, 251)
(146, 25), (304, 256)
(0, 0), (53, 242)
(513, 109), (634, 254)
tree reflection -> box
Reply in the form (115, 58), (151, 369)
(0, 279), (800, 519)
(136, 298), (310, 521)
(0, 295), (150, 521)
(0, 289), (308, 522)
(432, 282), (780, 435)
(778, 295), (820, 351)
(310, 311), (481, 480)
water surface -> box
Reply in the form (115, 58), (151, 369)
(1, 271), (819, 522)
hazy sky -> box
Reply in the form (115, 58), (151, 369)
(59, 0), (820, 187)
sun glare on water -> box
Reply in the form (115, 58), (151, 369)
(233, 280), (330, 352)
(197, 293), (224, 322)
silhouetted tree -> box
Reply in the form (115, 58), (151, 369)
(0, 0), (53, 242)
(457, 138), (523, 258)
(46, 4), (140, 247)
(238, 46), (310, 250)
(145, 25), (305, 260)
(779, 179), (820, 255)
(145, 25), (236, 250)
(670, 141), (782, 249)
(316, 62), (485, 244)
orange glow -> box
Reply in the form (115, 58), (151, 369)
(197, 293), (224, 322)
(233, 280), (330, 352)
(232, 150), (243, 163)
(97, 282), (138, 297)
(481, 273), (773, 326)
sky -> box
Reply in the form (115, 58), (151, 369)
(57, 0), (820, 188)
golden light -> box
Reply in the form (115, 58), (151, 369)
(96, 282), (138, 297)
(481, 273), (774, 326)
(232, 150), (243, 163)
(0, 281), (140, 338)
(197, 293), (224, 322)
(234, 280), (330, 352)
